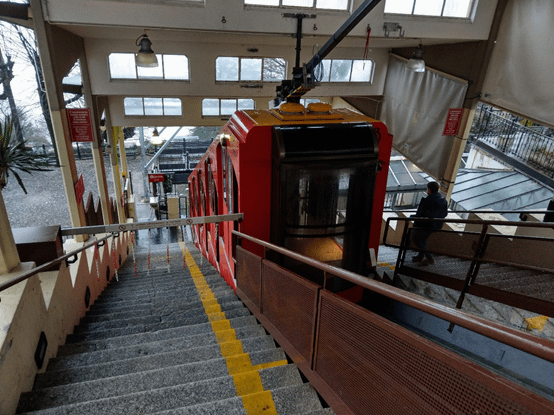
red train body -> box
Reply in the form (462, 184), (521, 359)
(188, 106), (392, 291)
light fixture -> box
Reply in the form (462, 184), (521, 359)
(135, 33), (158, 68)
(407, 44), (425, 73)
(151, 128), (162, 145)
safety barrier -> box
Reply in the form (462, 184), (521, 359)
(0, 231), (131, 414)
(233, 230), (554, 415)
(383, 215), (554, 318)
(0, 213), (242, 414)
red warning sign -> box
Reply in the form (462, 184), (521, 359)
(443, 108), (463, 136)
(67, 108), (94, 142)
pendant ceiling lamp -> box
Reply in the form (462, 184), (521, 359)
(135, 33), (158, 68)
(151, 128), (162, 145)
(407, 44), (425, 73)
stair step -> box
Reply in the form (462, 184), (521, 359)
(151, 383), (327, 415)
(19, 354), (297, 413)
(65, 306), (251, 343)
(85, 290), (239, 316)
(81, 293), (238, 323)
(99, 272), (226, 290)
(74, 300), (245, 333)
(97, 279), (229, 297)
(17, 243), (332, 414)
(92, 279), (229, 303)
(22, 371), (239, 414)
(19, 369), (321, 415)
(35, 342), (286, 389)
(57, 315), (260, 358)
(48, 325), (268, 371)
(91, 281), (231, 303)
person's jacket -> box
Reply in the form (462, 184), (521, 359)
(412, 192), (448, 230)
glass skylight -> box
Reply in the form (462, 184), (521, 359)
(216, 57), (286, 82)
(384, 0), (474, 18)
(202, 98), (255, 116)
(109, 53), (189, 80)
(124, 97), (183, 116)
(314, 59), (374, 83)
(245, 0), (349, 11)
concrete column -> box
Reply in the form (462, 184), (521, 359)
(81, 58), (112, 225)
(110, 126), (126, 224)
(30, 0), (88, 239)
(52, 109), (88, 241)
(91, 121), (112, 225)
(0, 191), (20, 273)
(139, 128), (150, 199)
(118, 128), (129, 180)
(440, 108), (475, 201)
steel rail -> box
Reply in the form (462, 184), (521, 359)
(2, 213), (244, 297)
(60, 213), (244, 236)
(233, 230), (554, 363)
(0, 233), (113, 295)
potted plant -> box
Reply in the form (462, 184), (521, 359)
(0, 116), (52, 273)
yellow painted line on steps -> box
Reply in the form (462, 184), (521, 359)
(525, 315), (549, 331)
(180, 243), (286, 415)
(378, 262), (395, 270)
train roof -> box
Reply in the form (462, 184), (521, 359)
(238, 107), (380, 127)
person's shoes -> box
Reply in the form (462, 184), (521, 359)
(421, 257), (435, 266)
(412, 254), (424, 263)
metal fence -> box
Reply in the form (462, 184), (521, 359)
(470, 104), (554, 177)
(30, 143), (140, 161)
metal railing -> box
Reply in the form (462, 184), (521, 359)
(1, 213), (243, 298)
(0, 233), (115, 297)
(232, 229), (554, 415)
(234, 230), (554, 362)
(471, 104), (554, 178)
(382, 215), (554, 322)
(61, 213), (243, 236)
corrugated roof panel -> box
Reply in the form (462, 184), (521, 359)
(451, 169), (553, 213)
(396, 162), (553, 216)
(452, 171), (519, 194)
(386, 160), (428, 191)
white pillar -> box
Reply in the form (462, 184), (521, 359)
(0, 191), (20, 274)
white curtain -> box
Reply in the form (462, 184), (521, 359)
(482, 0), (554, 129)
(381, 55), (468, 180)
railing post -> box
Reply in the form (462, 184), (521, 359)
(393, 218), (411, 280)
(448, 223), (489, 332)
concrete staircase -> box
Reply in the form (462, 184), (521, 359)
(16, 241), (334, 414)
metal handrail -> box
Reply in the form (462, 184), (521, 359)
(2, 214), (245, 296)
(232, 230), (554, 363)
(383, 209), (554, 216)
(383, 216), (554, 272)
(60, 213), (244, 236)
(383, 215), (554, 329)
(383, 216), (554, 247)
(0, 233), (114, 296)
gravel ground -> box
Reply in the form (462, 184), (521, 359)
(2, 155), (147, 229)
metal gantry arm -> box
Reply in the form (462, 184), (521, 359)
(277, 0), (383, 102)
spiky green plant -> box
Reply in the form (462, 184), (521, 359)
(0, 117), (52, 193)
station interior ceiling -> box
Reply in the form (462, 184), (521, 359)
(3, 0), (554, 187)
(10, 0), (507, 127)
